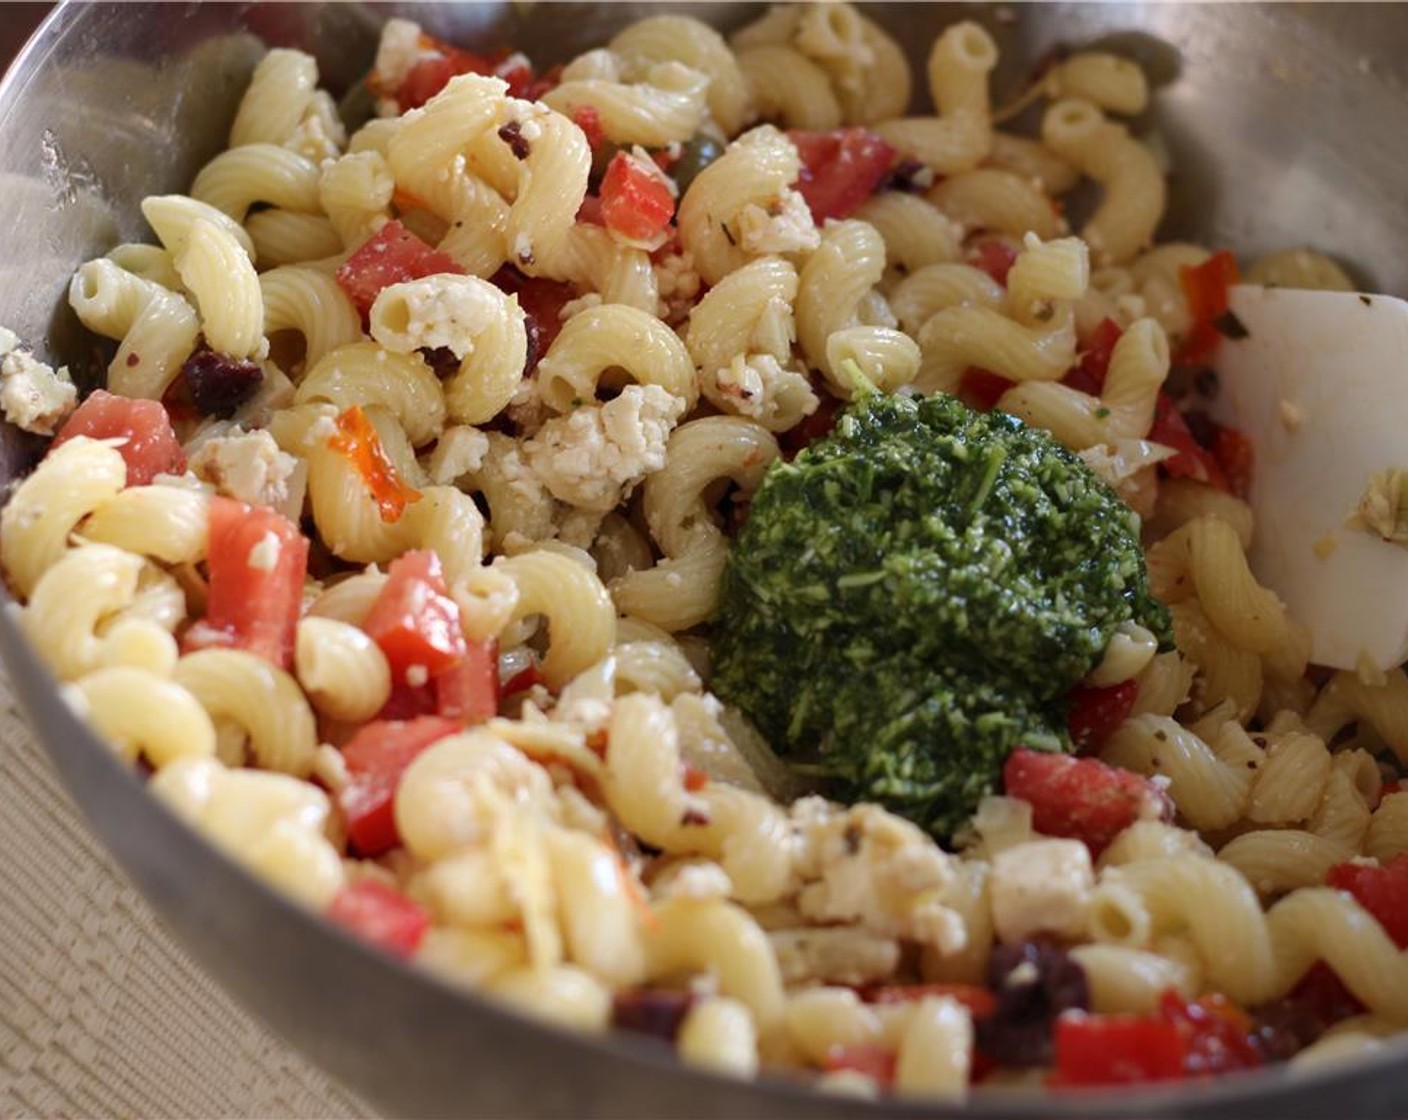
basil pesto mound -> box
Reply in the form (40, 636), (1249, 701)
(711, 392), (1172, 838)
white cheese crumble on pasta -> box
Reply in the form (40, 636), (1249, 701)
(188, 427), (301, 512)
(524, 384), (686, 511)
(0, 329), (76, 436)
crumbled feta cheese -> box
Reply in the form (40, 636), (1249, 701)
(406, 664), (429, 688)
(654, 250), (702, 325)
(558, 292), (604, 322)
(736, 190), (821, 256)
(246, 530), (282, 572)
(189, 428), (300, 512)
(0, 340), (77, 436)
(770, 927), (901, 986)
(652, 859), (734, 902)
(373, 18), (436, 93)
(989, 839), (1094, 944)
(425, 425), (490, 484)
(792, 798), (963, 953)
(524, 384), (685, 511)
(712, 353), (818, 428)
(372, 276), (491, 358)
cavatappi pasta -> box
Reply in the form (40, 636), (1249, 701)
(2, 4), (1401, 1102)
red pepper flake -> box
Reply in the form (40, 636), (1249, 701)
(328, 405), (422, 522)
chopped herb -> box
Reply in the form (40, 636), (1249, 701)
(1360, 294), (1374, 307)
(1094, 406), (1111, 420)
(720, 222), (737, 247)
(712, 393), (1170, 837)
(1212, 309), (1250, 340)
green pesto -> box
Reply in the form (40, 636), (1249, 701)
(711, 392), (1172, 838)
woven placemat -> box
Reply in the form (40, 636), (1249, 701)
(0, 671), (378, 1120)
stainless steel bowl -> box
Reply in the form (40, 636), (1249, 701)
(2, 4), (1406, 1117)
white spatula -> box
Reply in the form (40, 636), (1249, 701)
(1210, 285), (1408, 671)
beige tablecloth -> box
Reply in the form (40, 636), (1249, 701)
(0, 671), (378, 1119)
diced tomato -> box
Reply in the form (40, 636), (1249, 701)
(599, 152), (676, 243)
(338, 716), (461, 855)
(502, 659), (546, 697)
(1327, 854), (1408, 949)
(188, 497), (308, 669)
(53, 390), (184, 485)
(434, 638), (499, 724)
(1066, 679), (1140, 753)
(863, 983), (998, 1020)
(789, 128), (897, 223)
(363, 550), (468, 685)
(335, 220), (465, 318)
(326, 879), (431, 957)
(1211, 424), (1255, 499)
(375, 681), (439, 721)
(520, 63), (563, 103)
(1164, 991), (1263, 1076)
(572, 105), (607, 150)
(489, 267), (576, 360)
(968, 238), (1019, 287)
(1175, 249), (1239, 367)
(1071, 317), (1124, 393)
(958, 368), (1015, 412)
(821, 1044), (897, 1085)
(1051, 1013), (1186, 1086)
(1383, 780), (1404, 800)
(328, 405), (422, 521)
(1004, 748), (1171, 856)
(1149, 393), (1228, 490)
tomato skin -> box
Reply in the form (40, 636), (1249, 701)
(53, 390), (185, 485)
(1149, 393), (1228, 490)
(789, 128), (897, 222)
(572, 105), (607, 150)
(1073, 317), (1124, 392)
(968, 238), (1019, 287)
(599, 152), (676, 242)
(434, 638), (499, 724)
(1052, 1013), (1186, 1086)
(190, 497), (308, 670)
(326, 879), (430, 958)
(958, 368), (1015, 412)
(337, 716), (461, 855)
(821, 1044), (897, 1085)
(1066, 679), (1140, 753)
(1004, 748), (1170, 856)
(363, 550), (468, 685)
(1160, 991), (1262, 1076)
(335, 220), (465, 318)
(1326, 854), (1408, 949)
(1176, 249), (1239, 366)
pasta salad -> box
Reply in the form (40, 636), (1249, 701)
(2, 3), (1399, 1101)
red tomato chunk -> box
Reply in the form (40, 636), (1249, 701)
(363, 550), (468, 685)
(599, 152), (676, 242)
(1066, 679), (1140, 753)
(1327, 854), (1408, 949)
(53, 390), (184, 485)
(1004, 748), (1169, 856)
(967, 238), (1019, 287)
(1176, 249), (1239, 367)
(326, 879), (430, 957)
(1052, 1013), (1186, 1086)
(821, 1044), (897, 1086)
(186, 497), (308, 670)
(434, 638), (500, 724)
(337, 716), (462, 856)
(789, 128), (897, 222)
(335, 220), (465, 318)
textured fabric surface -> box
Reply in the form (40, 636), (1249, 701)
(0, 671), (378, 1120)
